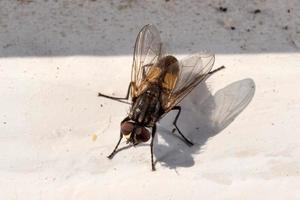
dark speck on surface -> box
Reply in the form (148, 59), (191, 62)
(253, 9), (261, 14)
(287, 9), (290, 13)
(3, 44), (13, 49)
(100, 104), (103, 107)
(240, 44), (246, 50)
(230, 26), (236, 30)
(218, 6), (228, 12)
(283, 26), (288, 30)
(3, 122), (7, 124)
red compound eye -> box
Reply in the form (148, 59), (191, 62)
(121, 122), (134, 136)
(136, 127), (150, 142)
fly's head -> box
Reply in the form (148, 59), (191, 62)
(121, 121), (150, 145)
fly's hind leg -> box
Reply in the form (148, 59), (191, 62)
(98, 82), (132, 104)
(208, 66), (225, 76)
(171, 106), (194, 146)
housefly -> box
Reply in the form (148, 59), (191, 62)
(98, 24), (225, 171)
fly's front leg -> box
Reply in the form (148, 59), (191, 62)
(171, 106), (194, 146)
(98, 82), (132, 104)
(107, 132), (123, 159)
(150, 124), (157, 171)
(107, 117), (129, 159)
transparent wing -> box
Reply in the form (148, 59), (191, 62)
(131, 24), (164, 98)
(162, 53), (215, 111)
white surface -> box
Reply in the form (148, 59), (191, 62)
(1, 0), (300, 199)
(1, 54), (300, 199)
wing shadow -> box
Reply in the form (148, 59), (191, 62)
(154, 78), (256, 169)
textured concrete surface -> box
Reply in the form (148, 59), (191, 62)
(0, 0), (299, 57)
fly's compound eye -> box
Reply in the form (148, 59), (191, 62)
(121, 122), (134, 137)
(136, 127), (150, 143)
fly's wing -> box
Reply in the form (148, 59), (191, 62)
(162, 53), (215, 112)
(131, 24), (164, 98)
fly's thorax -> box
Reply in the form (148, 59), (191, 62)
(129, 85), (162, 126)
(145, 85), (160, 97)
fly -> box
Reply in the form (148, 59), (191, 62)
(98, 24), (225, 171)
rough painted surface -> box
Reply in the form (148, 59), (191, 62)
(1, 0), (300, 199)
(0, 0), (299, 57)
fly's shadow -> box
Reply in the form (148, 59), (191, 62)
(155, 78), (256, 168)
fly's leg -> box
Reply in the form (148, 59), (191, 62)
(150, 124), (157, 171)
(107, 117), (129, 159)
(142, 63), (154, 77)
(98, 82), (132, 104)
(171, 106), (194, 146)
(168, 66), (225, 145)
(98, 63), (155, 103)
(107, 132), (123, 159)
(208, 66), (225, 76)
